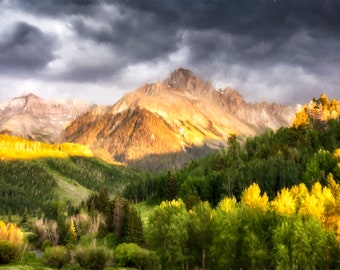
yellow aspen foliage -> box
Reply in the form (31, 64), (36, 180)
(311, 182), (334, 210)
(241, 183), (268, 211)
(334, 149), (340, 170)
(0, 134), (93, 160)
(292, 105), (309, 129)
(292, 93), (339, 129)
(159, 199), (185, 210)
(296, 182), (333, 221)
(218, 196), (237, 213)
(323, 174), (340, 240)
(327, 173), (340, 198)
(270, 188), (296, 215)
(298, 192), (324, 220)
(0, 220), (23, 244)
(288, 183), (308, 210)
(69, 219), (78, 245)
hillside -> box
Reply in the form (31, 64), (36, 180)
(0, 135), (143, 215)
(63, 68), (295, 170)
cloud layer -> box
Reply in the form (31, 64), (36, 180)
(0, 0), (339, 105)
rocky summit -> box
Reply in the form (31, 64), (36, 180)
(62, 68), (296, 169)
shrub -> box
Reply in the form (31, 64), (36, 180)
(75, 245), (111, 270)
(0, 220), (23, 244)
(44, 245), (71, 269)
(114, 243), (158, 269)
(0, 240), (19, 264)
(32, 219), (59, 247)
(41, 240), (52, 251)
(0, 220), (23, 264)
(74, 211), (91, 235)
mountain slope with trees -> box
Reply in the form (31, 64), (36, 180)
(0, 135), (144, 216)
(123, 93), (340, 206)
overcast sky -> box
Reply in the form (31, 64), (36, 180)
(0, 0), (339, 105)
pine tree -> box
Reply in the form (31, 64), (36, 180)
(166, 170), (178, 201)
(126, 207), (143, 245)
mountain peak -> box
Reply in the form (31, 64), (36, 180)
(164, 68), (212, 92)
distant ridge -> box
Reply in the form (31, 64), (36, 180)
(0, 93), (91, 142)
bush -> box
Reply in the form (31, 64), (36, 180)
(44, 245), (71, 269)
(75, 246), (111, 270)
(32, 219), (59, 247)
(114, 243), (158, 269)
(0, 240), (19, 264)
(41, 239), (52, 251)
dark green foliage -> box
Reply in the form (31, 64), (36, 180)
(0, 159), (57, 216)
(0, 156), (143, 215)
(165, 170), (178, 201)
(126, 207), (144, 245)
(86, 188), (110, 214)
(43, 245), (71, 269)
(85, 193), (144, 245)
(45, 156), (140, 193)
(0, 240), (19, 264)
(114, 243), (158, 269)
(124, 118), (340, 205)
(75, 246), (111, 270)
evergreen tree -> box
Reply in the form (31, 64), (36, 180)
(126, 207), (143, 245)
(166, 170), (178, 201)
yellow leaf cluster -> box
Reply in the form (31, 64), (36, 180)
(0, 220), (23, 244)
(292, 93), (339, 128)
(218, 196), (237, 213)
(271, 188), (296, 215)
(69, 219), (77, 244)
(160, 199), (185, 209)
(0, 134), (93, 160)
(232, 179), (340, 239)
(241, 183), (269, 211)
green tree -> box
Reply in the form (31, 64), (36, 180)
(211, 197), (239, 269)
(188, 201), (214, 270)
(272, 216), (336, 269)
(126, 206), (143, 245)
(146, 199), (189, 270)
(166, 170), (178, 201)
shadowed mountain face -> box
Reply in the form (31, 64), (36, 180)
(0, 93), (91, 142)
(63, 68), (296, 169)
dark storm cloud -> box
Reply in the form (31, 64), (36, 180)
(121, 0), (340, 35)
(10, 0), (100, 17)
(1, 0), (340, 105)
(71, 11), (181, 63)
(0, 22), (57, 73)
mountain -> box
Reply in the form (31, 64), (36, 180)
(63, 68), (296, 169)
(0, 93), (91, 142)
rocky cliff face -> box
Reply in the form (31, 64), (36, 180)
(63, 68), (296, 169)
(0, 93), (91, 142)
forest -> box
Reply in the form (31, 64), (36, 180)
(0, 93), (340, 269)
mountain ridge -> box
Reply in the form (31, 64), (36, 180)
(0, 93), (92, 142)
(62, 68), (296, 169)
(0, 68), (299, 169)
